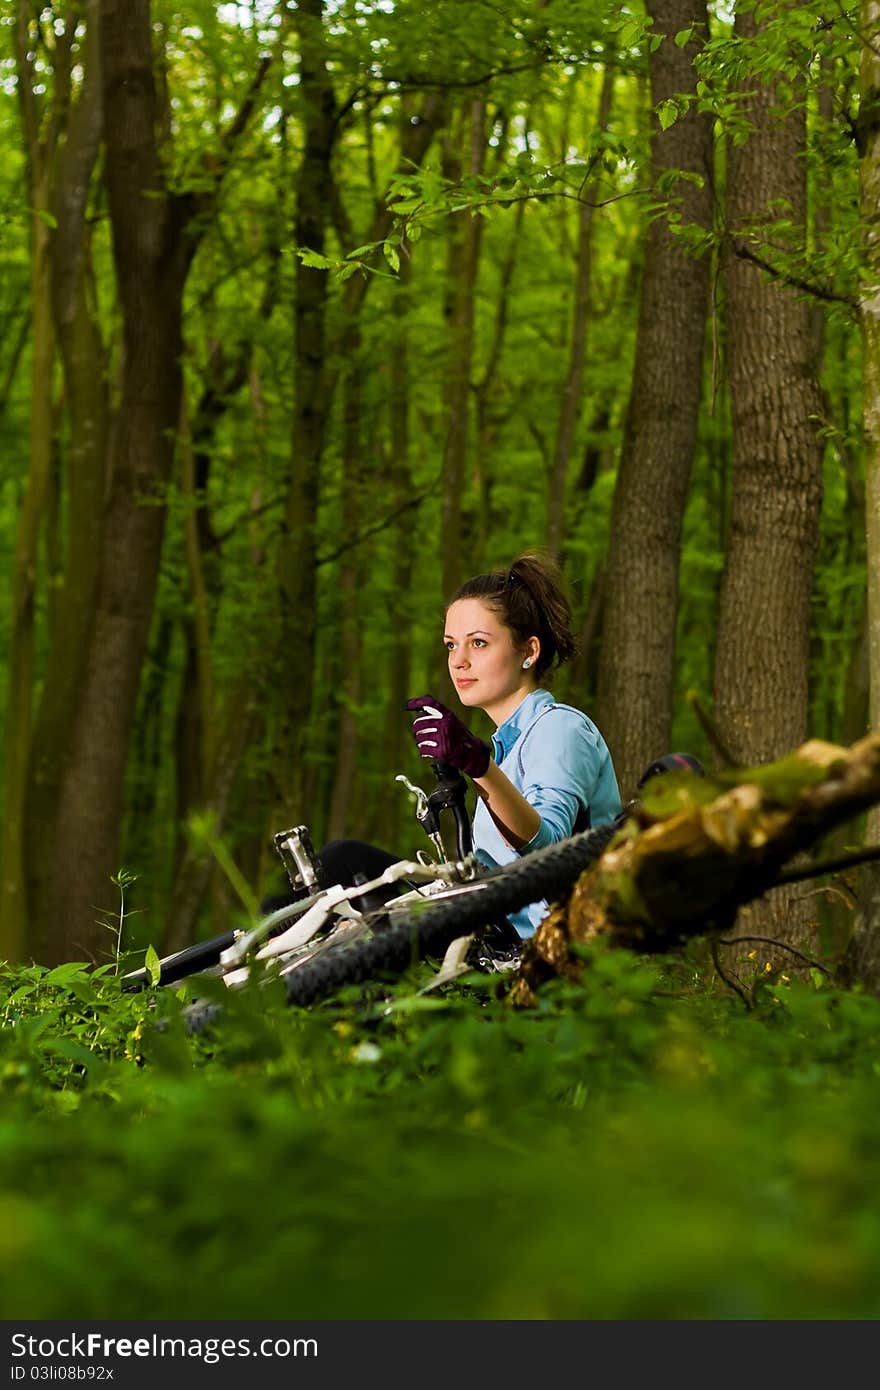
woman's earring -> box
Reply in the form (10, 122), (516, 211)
(522, 659), (531, 669)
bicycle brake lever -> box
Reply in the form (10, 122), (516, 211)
(395, 773), (430, 821)
(396, 772), (444, 855)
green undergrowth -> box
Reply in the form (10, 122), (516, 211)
(0, 944), (879, 1319)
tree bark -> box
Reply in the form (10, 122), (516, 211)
(546, 66), (614, 558)
(713, 8), (824, 767)
(0, 84), (55, 958)
(275, 0), (337, 826)
(274, 62), (445, 828)
(511, 734), (880, 1007)
(377, 236), (417, 848)
(850, 0), (880, 990)
(473, 195), (526, 566)
(22, 1), (111, 960)
(1, 2), (82, 960)
(711, 3), (826, 953)
(595, 0), (714, 800)
(440, 97), (487, 604)
(24, 0), (194, 962)
(326, 351), (365, 841)
(19, 0), (279, 963)
(161, 684), (260, 955)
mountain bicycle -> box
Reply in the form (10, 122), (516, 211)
(121, 759), (513, 991)
(121, 758), (620, 1027)
(125, 750), (702, 1031)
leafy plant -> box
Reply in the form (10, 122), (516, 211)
(0, 939), (878, 1318)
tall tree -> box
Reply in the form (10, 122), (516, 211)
(274, 0), (337, 829)
(546, 66), (615, 558)
(379, 239), (418, 846)
(596, 0), (714, 798)
(22, 0), (275, 962)
(711, 1), (825, 949)
(440, 96), (487, 603)
(851, 0), (880, 990)
(325, 350), (366, 841)
(713, 6), (824, 762)
(0, 2), (64, 960)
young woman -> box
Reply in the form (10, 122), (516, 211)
(405, 551), (621, 937)
(262, 551), (621, 938)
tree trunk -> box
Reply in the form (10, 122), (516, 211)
(326, 352), (364, 841)
(440, 97), (487, 604)
(595, 0), (714, 800)
(163, 230), (282, 942)
(26, 0), (197, 962)
(1, 2), (79, 960)
(379, 241), (416, 848)
(711, 2), (825, 954)
(850, 0), (880, 990)
(23, 2), (111, 959)
(546, 66), (614, 558)
(0, 174), (54, 962)
(161, 684), (260, 954)
(276, 0), (337, 826)
(511, 734), (880, 1007)
(714, 15), (824, 763)
(274, 69), (445, 831)
(473, 195), (526, 566)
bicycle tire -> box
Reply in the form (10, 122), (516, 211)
(283, 819), (620, 1007)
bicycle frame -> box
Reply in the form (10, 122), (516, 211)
(142, 750), (707, 1024)
(122, 758), (479, 995)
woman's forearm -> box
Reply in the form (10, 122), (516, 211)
(471, 759), (541, 849)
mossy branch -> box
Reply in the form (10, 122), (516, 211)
(511, 733), (880, 1006)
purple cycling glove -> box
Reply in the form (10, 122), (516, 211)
(405, 695), (492, 778)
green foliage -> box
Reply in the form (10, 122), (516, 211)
(185, 813), (260, 924)
(0, 949), (879, 1317)
(0, 0), (872, 952)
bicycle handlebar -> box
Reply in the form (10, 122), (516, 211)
(424, 760), (472, 861)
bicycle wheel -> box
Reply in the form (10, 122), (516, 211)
(283, 819), (619, 1007)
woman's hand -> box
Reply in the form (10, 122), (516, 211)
(405, 695), (492, 778)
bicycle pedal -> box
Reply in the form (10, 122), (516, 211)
(417, 934), (475, 994)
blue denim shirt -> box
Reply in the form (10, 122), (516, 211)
(472, 688), (621, 937)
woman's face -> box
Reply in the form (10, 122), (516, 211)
(444, 598), (537, 725)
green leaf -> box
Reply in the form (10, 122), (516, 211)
(296, 248), (333, 270)
(42, 1037), (98, 1067)
(43, 962), (91, 986)
(383, 242), (400, 273)
(618, 17), (644, 49)
(346, 242), (381, 259)
(144, 944), (162, 989)
(657, 99), (680, 131)
(380, 994), (451, 1015)
(67, 980), (100, 1007)
(674, 28), (694, 47)
(388, 197), (422, 214)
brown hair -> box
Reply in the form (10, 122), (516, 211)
(447, 550), (577, 679)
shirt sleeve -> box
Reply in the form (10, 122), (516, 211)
(514, 709), (617, 854)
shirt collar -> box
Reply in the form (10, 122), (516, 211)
(491, 688), (553, 761)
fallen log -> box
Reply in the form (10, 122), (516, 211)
(509, 733), (880, 1006)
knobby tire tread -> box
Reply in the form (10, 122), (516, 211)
(283, 820), (618, 1007)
